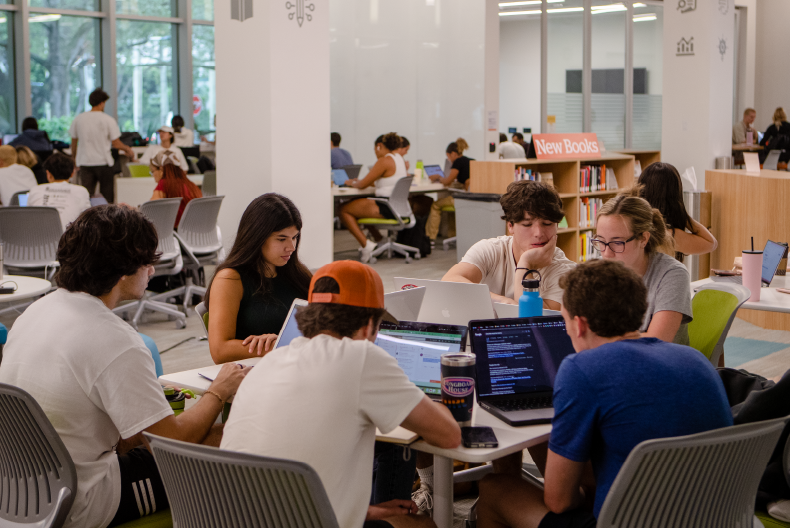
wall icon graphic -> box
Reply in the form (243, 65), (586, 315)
(677, 0), (695, 13)
(718, 0), (729, 15)
(231, 0), (252, 22)
(677, 37), (694, 56)
(719, 38), (727, 61)
(286, 0), (315, 27)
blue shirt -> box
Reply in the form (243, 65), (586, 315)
(549, 338), (733, 517)
(331, 147), (354, 169)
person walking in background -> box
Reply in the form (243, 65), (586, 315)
(0, 145), (36, 205)
(732, 108), (757, 145)
(69, 88), (134, 203)
(331, 132), (354, 169)
(9, 117), (52, 152)
(171, 115), (195, 147)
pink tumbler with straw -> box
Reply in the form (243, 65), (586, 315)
(742, 250), (763, 302)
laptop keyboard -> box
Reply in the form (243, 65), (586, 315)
(493, 396), (553, 411)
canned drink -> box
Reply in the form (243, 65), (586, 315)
(441, 352), (476, 426)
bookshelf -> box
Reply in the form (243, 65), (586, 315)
(469, 153), (635, 262)
(612, 149), (661, 179)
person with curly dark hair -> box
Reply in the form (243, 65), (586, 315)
(443, 180), (575, 310)
(475, 259), (732, 528)
(0, 204), (250, 528)
(339, 132), (408, 262)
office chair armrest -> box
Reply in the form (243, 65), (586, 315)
(174, 232), (202, 269)
(368, 198), (407, 228)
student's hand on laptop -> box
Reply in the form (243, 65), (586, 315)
(242, 334), (278, 356)
(518, 234), (557, 271)
(209, 363), (252, 401)
(366, 500), (419, 520)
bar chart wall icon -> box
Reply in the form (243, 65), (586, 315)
(231, 0), (252, 22)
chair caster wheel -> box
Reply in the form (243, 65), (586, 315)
(414, 253), (421, 260)
(176, 319), (186, 330)
(404, 257), (412, 264)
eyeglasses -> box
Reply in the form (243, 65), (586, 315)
(591, 234), (639, 254)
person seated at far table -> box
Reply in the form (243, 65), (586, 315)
(0, 145), (37, 205)
(0, 205), (250, 528)
(443, 180), (576, 310)
(396, 136), (411, 171)
(138, 126), (189, 172)
(28, 152), (90, 231)
(15, 145), (47, 185)
(497, 132), (525, 159)
(221, 260), (461, 528)
(148, 150), (202, 228)
(426, 138), (473, 245)
(170, 115), (195, 147)
(593, 189), (693, 344)
(8, 116), (53, 152)
(204, 193), (312, 364)
(732, 108), (757, 145)
(760, 107), (790, 164)
(339, 132), (407, 263)
(331, 132), (354, 169)
(476, 259), (733, 528)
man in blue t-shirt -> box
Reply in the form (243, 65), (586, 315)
(476, 259), (733, 528)
(331, 132), (354, 169)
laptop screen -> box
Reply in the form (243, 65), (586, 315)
(275, 301), (307, 349)
(376, 321), (467, 396)
(17, 193), (28, 207)
(762, 240), (787, 285)
(471, 316), (576, 398)
(423, 165), (444, 178)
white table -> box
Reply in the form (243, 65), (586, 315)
(691, 275), (790, 314)
(115, 175), (204, 208)
(0, 275), (53, 302)
(332, 181), (446, 198)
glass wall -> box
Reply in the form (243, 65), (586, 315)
(192, 25), (215, 139)
(632, 3), (662, 149)
(193, 0), (214, 21)
(547, 0), (583, 134)
(117, 0), (174, 18)
(590, 2), (625, 150)
(0, 12), (14, 137)
(29, 0), (99, 11)
(29, 15), (101, 141)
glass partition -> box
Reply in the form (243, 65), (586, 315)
(590, 2), (625, 150)
(632, 3), (662, 149)
(0, 12), (14, 136)
(192, 25), (215, 138)
(547, 0), (583, 133)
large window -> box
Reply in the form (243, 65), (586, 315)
(193, 0), (213, 21)
(29, 14), (101, 142)
(116, 21), (176, 138)
(0, 12), (14, 137)
(192, 25), (215, 138)
(633, 3), (662, 149)
(591, 2), (626, 150)
(547, 0), (583, 134)
(29, 0), (99, 12)
(117, 0), (174, 18)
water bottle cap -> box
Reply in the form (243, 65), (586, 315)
(522, 279), (540, 289)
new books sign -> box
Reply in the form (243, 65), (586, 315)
(532, 133), (601, 159)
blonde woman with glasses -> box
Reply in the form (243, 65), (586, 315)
(592, 189), (692, 345)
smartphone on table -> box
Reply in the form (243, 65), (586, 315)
(462, 426), (498, 448)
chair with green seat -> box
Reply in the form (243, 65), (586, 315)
(357, 176), (421, 263)
(441, 204), (457, 251)
(688, 282), (751, 367)
(128, 164), (151, 178)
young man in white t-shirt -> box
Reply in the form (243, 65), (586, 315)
(444, 179), (576, 311)
(221, 260), (461, 528)
(0, 205), (250, 528)
(28, 152), (91, 231)
(0, 145), (36, 205)
(69, 88), (135, 203)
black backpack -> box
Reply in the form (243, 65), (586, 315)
(395, 215), (432, 258)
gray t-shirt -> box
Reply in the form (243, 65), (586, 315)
(641, 252), (693, 345)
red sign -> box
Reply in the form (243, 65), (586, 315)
(532, 133), (601, 159)
(193, 95), (203, 117)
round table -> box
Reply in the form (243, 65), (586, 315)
(0, 275), (53, 303)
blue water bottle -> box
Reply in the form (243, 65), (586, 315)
(519, 269), (543, 318)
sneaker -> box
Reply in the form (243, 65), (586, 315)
(360, 239), (377, 263)
(430, 240), (436, 249)
(411, 482), (433, 515)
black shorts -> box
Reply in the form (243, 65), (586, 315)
(363, 521), (393, 528)
(538, 510), (596, 528)
(107, 447), (170, 527)
(376, 201), (398, 220)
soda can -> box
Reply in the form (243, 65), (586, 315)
(441, 352), (476, 426)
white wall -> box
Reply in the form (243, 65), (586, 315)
(754, 0), (790, 132)
(499, 18), (540, 139)
(734, 0), (756, 119)
(330, 0), (486, 168)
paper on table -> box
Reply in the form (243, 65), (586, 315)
(375, 426), (419, 445)
(744, 152), (761, 174)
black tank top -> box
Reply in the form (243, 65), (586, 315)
(234, 267), (305, 339)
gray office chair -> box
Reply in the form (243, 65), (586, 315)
(764, 149), (782, 170)
(201, 170), (216, 196)
(194, 301), (208, 340)
(113, 198), (187, 330)
(9, 190), (29, 206)
(0, 206), (62, 280)
(144, 433), (340, 528)
(597, 416), (788, 527)
(690, 282), (751, 367)
(0, 383), (77, 528)
(357, 177), (421, 263)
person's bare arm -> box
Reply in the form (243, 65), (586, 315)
(643, 310), (683, 342)
(71, 138), (78, 167)
(671, 219), (718, 255)
(348, 156), (394, 189)
(400, 396), (461, 449)
(543, 449), (587, 514)
(443, 262), (513, 305)
(207, 268), (278, 363)
(112, 138), (135, 159)
(431, 168), (459, 186)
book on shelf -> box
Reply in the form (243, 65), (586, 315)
(514, 168), (554, 188)
(579, 197), (603, 228)
(580, 164), (607, 193)
(605, 168), (618, 190)
(579, 232), (601, 263)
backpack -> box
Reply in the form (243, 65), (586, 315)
(395, 214), (432, 258)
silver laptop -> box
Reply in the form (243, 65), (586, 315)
(711, 239), (787, 287)
(273, 298), (308, 348)
(393, 278), (495, 326)
(470, 316), (576, 426)
(384, 287), (426, 321)
(494, 302), (561, 319)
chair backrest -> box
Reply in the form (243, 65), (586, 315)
(9, 190), (28, 206)
(128, 164), (150, 178)
(145, 433), (339, 528)
(597, 416), (788, 528)
(764, 149), (782, 170)
(140, 198), (182, 259)
(0, 383), (77, 528)
(386, 176), (415, 218)
(177, 196), (224, 254)
(0, 207), (62, 267)
(195, 301), (209, 337)
(201, 170), (216, 197)
(689, 282), (751, 366)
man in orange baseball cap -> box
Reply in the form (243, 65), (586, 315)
(221, 261), (461, 528)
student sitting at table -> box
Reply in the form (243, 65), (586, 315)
(138, 125), (189, 172)
(593, 190), (693, 344)
(637, 162), (717, 260)
(426, 138), (472, 245)
(203, 193), (312, 364)
(0, 205), (250, 528)
(443, 180), (576, 310)
(147, 150), (202, 227)
(170, 115), (195, 147)
(221, 260), (461, 528)
(475, 259), (733, 528)
(0, 145), (37, 205)
(339, 132), (407, 263)
(397, 136), (411, 171)
(760, 107), (790, 164)
(28, 152), (90, 231)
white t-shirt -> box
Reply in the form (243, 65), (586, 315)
(460, 235), (576, 304)
(0, 164), (36, 206)
(138, 144), (189, 172)
(172, 128), (195, 147)
(497, 141), (526, 159)
(221, 335), (424, 528)
(0, 289), (173, 528)
(68, 111), (122, 167)
(28, 181), (91, 231)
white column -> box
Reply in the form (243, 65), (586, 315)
(484, 0), (500, 161)
(662, 0), (734, 188)
(215, 0), (332, 269)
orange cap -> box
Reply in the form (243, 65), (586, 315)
(308, 260), (398, 324)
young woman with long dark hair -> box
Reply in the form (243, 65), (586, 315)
(203, 194), (312, 364)
(148, 151), (202, 227)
